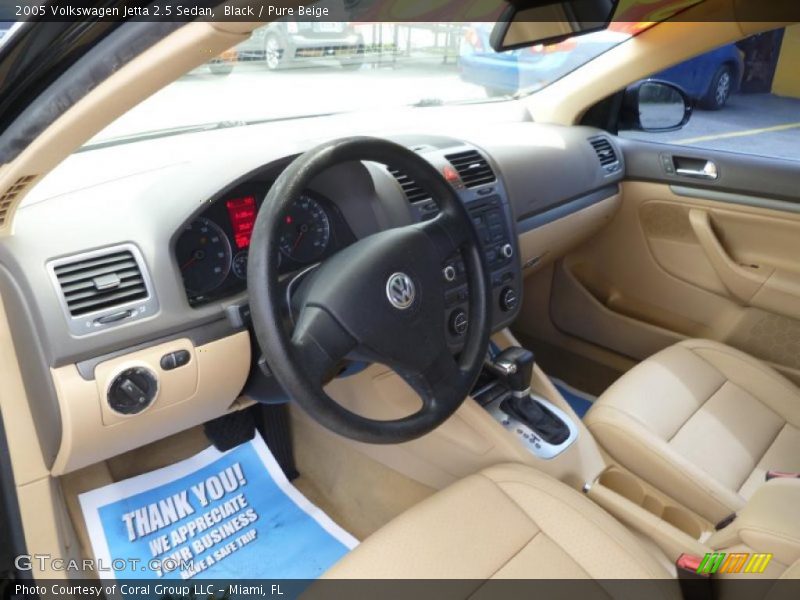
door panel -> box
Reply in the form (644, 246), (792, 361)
(548, 141), (800, 383)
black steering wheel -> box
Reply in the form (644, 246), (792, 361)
(248, 137), (491, 443)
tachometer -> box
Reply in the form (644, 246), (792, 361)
(232, 250), (248, 280)
(176, 218), (232, 296)
(278, 194), (331, 263)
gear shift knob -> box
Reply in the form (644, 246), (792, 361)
(489, 347), (534, 395)
(489, 346), (569, 445)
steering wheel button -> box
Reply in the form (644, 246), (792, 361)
(449, 309), (468, 336)
(443, 265), (457, 282)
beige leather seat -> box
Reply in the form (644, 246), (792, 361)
(585, 339), (800, 523)
(325, 463), (678, 595)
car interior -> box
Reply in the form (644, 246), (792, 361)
(1, 0), (800, 594)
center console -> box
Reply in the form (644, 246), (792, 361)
(404, 144), (522, 349)
(472, 346), (578, 459)
(708, 478), (800, 571)
(439, 195), (521, 343)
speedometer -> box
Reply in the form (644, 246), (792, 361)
(176, 218), (232, 296)
(278, 194), (331, 263)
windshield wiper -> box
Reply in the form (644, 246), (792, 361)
(79, 112), (337, 152)
(78, 120), (246, 152)
(410, 95), (514, 108)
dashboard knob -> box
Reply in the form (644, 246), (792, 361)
(501, 243), (514, 259)
(443, 265), (457, 282)
(107, 367), (158, 415)
(449, 308), (468, 336)
(500, 287), (518, 312)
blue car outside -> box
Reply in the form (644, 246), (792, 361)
(654, 43), (743, 109)
(458, 25), (743, 110)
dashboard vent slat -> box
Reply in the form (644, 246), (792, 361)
(445, 150), (496, 188)
(53, 249), (149, 317)
(589, 136), (621, 173)
(388, 168), (432, 204)
(0, 174), (37, 227)
(63, 277), (145, 303)
(56, 261), (139, 285)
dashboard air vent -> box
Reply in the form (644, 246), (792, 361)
(0, 174), (37, 227)
(589, 136), (621, 174)
(445, 149), (495, 188)
(388, 167), (432, 204)
(53, 248), (149, 317)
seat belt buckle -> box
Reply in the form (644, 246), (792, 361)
(676, 554), (712, 600)
(677, 553), (709, 578)
(765, 470), (800, 481)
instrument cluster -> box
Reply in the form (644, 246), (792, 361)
(175, 184), (354, 306)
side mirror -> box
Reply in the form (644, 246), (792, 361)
(619, 80), (693, 132)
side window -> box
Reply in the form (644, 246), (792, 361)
(619, 28), (798, 161)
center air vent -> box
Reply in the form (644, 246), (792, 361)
(388, 168), (432, 204)
(49, 244), (158, 335)
(445, 150), (496, 188)
(589, 136), (621, 175)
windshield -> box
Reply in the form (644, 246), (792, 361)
(0, 20), (22, 49)
(90, 21), (633, 145)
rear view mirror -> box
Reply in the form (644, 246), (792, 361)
(490, 0), (617, 52)
(619, 80), (693, 132)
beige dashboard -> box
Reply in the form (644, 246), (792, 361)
(49, 331), (251, 475)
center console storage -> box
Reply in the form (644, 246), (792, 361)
(586, 466), (713, 560)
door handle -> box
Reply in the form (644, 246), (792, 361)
(675, 161), (718, 180)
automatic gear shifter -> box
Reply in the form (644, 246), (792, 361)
(487, 347), (570, 445)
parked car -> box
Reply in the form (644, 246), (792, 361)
(654, 42), (744, 109)
(237, 22), (365, 71)
(206, 47), (238, 76)
(458, 24), (629, 96)
(459, 23), (743, 109)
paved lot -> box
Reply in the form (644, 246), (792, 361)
(97, 62), (800, 163)
(623, 93), (800, 161)
(95, 61), (484, 142)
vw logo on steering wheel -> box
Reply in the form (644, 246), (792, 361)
(386, 272), (416, 310)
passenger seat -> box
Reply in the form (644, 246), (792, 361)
(584, 339), (800, 522)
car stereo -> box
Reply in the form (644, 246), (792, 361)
(408, 165), (522, 348)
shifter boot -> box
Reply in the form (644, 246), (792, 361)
(501, 395), (570, 445)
